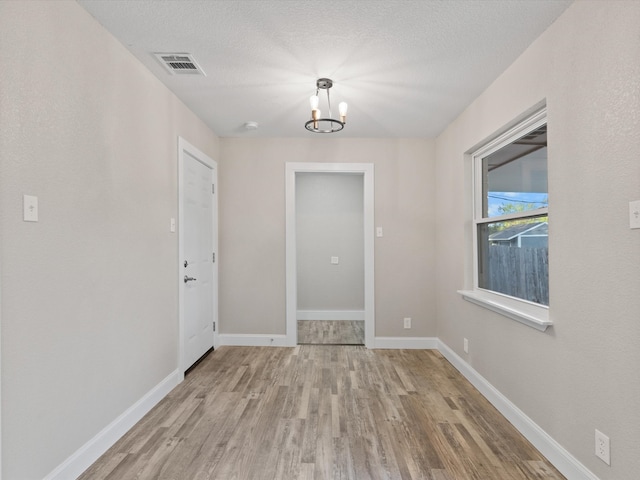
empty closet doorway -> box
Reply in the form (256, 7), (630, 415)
(285, 163), (375, 348)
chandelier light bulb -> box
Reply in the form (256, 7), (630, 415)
(339, 102), (348, 123)
(310, 94), (319, 110)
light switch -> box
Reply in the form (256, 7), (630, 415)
(630, 200), (640, 229)
(376, 227), (383, 237)
(330, 256), (339, 265)
(170, 218), (176, 233)
(23, 195), (38, 222)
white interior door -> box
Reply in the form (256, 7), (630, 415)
(179, 138), (217, 373)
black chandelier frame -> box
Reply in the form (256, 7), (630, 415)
(305, 78), (345, 133)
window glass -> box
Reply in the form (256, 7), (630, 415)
(477, 217), (549, 305)
(482, 125), (548, 218)
(474, 114), (548, 307)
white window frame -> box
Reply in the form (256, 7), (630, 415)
(459, 107), (552, 331)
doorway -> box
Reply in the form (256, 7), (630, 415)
(295, 172), (364, 345)
(285, 163), (375, 348)
(178, 137), (218, 374)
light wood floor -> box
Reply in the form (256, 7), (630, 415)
(78, 346), (565, 480)
(298, 320), (364, 345)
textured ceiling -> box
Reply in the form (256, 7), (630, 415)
(78, 0), (572, 138)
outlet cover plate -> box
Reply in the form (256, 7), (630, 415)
(630, 200), (640, 229)
(23, 194), (39, 222)
(595, 429), (610, 465)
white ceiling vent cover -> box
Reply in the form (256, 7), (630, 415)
(154, 53), (206, 76)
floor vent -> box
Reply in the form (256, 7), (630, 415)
(154, 53), (206, 76)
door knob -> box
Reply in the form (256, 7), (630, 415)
(184, 276), (197, 283)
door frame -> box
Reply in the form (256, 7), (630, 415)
(285, 162), (375, 348)
(178, 137), (218, 376)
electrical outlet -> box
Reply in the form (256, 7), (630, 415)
(403, 317), (411, 329)
(464, 338), (469, 354)
(23, 194), (38, 222)
(630, 200), (640, 229)
(595, 429), (610, 465)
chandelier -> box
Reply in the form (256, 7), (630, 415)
(305, 78), (348, 133)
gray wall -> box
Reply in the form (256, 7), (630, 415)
(218, 138), (436, 337)
(0, 1), (219, 478)
(434, 1), (640, 478)
(296, 173), (365, 313)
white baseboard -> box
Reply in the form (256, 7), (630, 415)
(219, 335), (438, 350)
(218, 334), (290, 347)
(373, 336), (438, 349)
(218, 334), (437, 350)
(44, 369), (181, 480)
(297, 310), (365, 321)
(437, 340), (598, 480)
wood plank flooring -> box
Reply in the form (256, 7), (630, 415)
(78, 346), (565, 480)
(297, 320), (364, 345)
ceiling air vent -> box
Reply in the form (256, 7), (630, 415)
(153, 53), (206, 76)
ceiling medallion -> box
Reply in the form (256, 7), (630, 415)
(305, 78), (348, 133)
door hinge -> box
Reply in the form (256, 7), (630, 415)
(212, 184), (215, 194)
(213, 321), (216, 332)
(212, 252), (216, 263)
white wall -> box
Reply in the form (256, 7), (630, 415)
(435, 1), (640, 479)
(218, 138), (436, 338)
(0, 1), (219, 478)
(296, 173), (364, 314)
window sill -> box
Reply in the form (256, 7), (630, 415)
(457, 289), (552, 332)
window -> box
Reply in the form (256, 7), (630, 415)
(460, 108), (551, 331)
